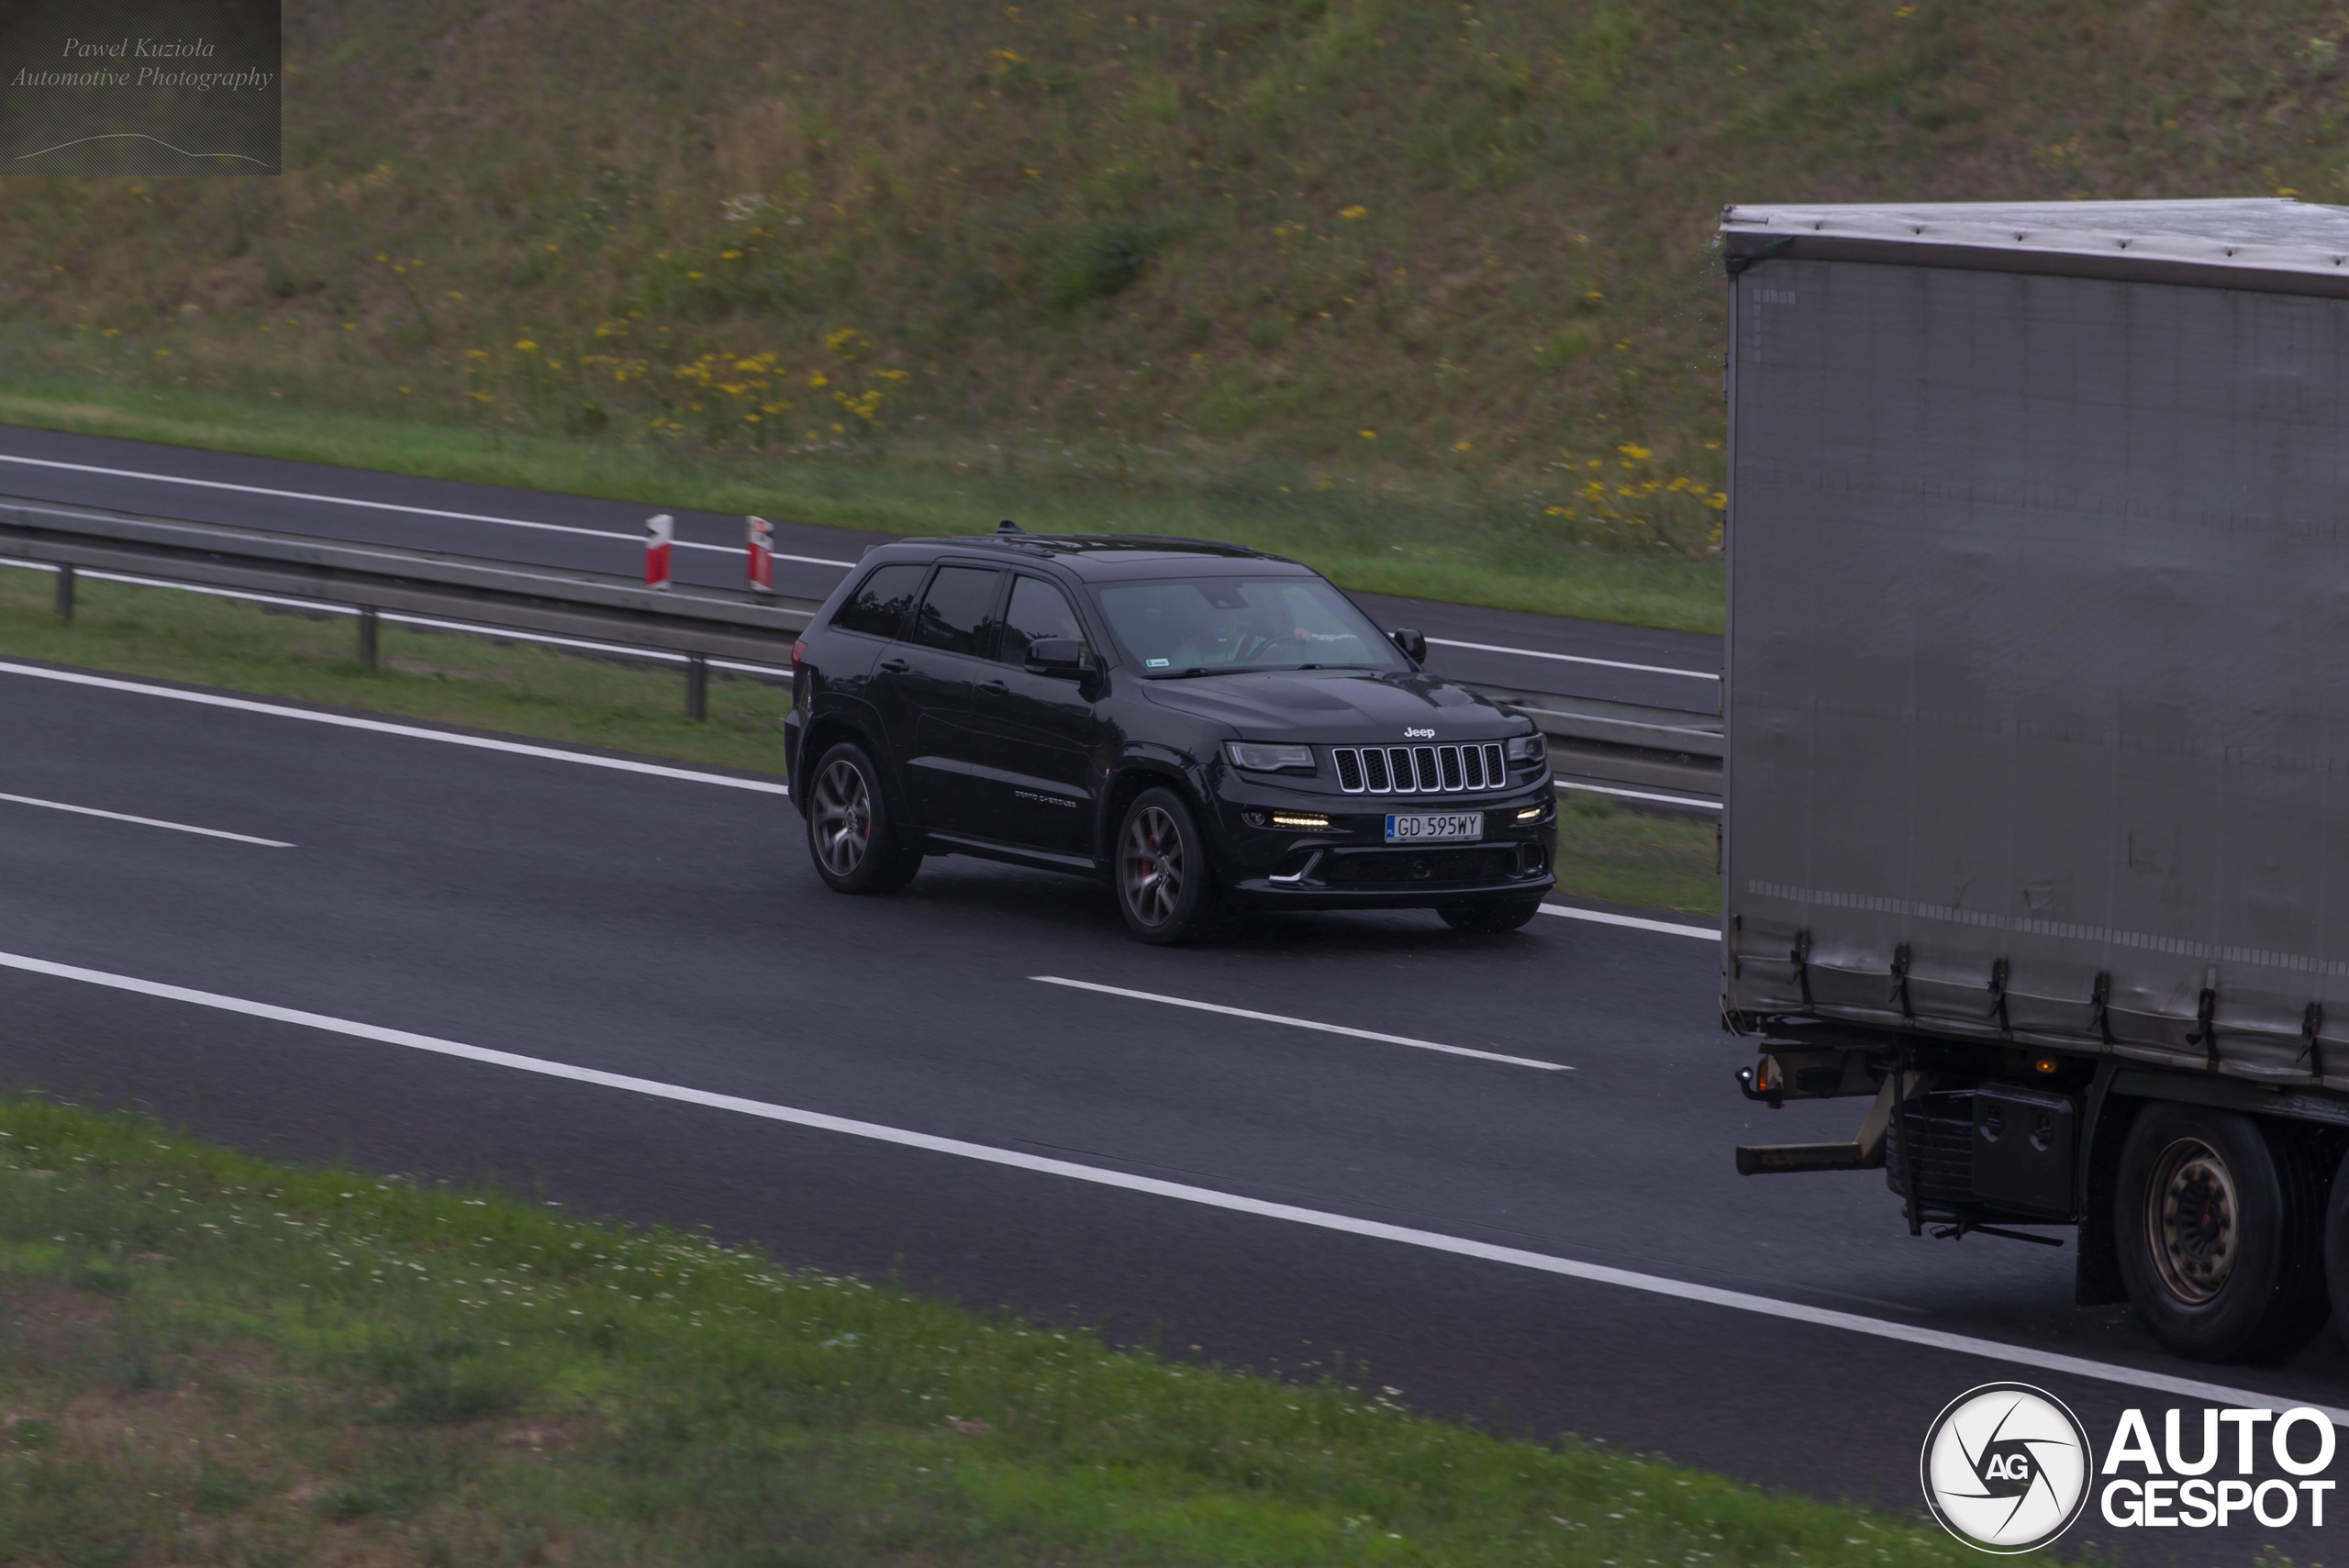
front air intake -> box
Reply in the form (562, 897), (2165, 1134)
(1330, 742), (1510, 795)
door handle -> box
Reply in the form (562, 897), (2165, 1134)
(878, 657), (910, 673)
(975, 678), (1008, 695)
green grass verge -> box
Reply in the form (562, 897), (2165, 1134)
(0, 379), (1724, 634)
(1553, 792), (1720, 917)
(0, 564), (1719, 914)
(0, 563), (791, 776)
(0, 1097), (1976, 1565)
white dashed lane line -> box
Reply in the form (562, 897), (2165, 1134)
(1030, 975), (1571, 1072)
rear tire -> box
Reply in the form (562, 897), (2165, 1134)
(804, 742), (921, 895)
(2315, 1148), (2349, 1355)
(2114, 1103), (2329, 1362)
(1115, 787), (1216, 945)
(1438, 899), (1543, 934)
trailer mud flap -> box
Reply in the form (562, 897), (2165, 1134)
(1735, 1078), (1894, 1175)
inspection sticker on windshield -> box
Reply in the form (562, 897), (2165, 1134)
(1385, 812), (1483, 844)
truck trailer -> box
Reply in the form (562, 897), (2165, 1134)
(1720, 197), (2349, 1363)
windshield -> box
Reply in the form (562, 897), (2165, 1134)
(1092, 575), (1408, 677)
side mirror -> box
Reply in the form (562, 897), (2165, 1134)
(1026, 638), (1089, 678)
(1391, 627), (1428, 665)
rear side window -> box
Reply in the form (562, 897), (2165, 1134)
(830, 563), (925, 639)
(911, 566), (1001, 658)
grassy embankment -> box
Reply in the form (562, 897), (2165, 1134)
(0, 1096), (1981, 1564)
(17, 0), (2342, 629)
(0, 565), (1721, 914)
(0, 378), (1719, 633)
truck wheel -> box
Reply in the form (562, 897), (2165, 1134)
(2317, 1150), (2349, 1354)
(2114, 1104), (2328, 1362)
(1115, 787), (1216, 945)
(804, 742), (921, 895)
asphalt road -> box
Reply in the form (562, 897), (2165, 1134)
(0, 424), (1722, 715)
(1, 658), (2342, 1562)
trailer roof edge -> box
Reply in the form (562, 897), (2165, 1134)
(1720, 199), (2349, 297)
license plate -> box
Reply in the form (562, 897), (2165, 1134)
(1384, 812), (1483, 844)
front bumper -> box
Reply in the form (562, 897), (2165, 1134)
(1204, 772), (1557, 910)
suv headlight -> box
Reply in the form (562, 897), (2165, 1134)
(1506, 733), (1548, 765)
(1224, 740), (1316, 774)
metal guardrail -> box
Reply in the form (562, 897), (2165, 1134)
(1468, 683), (1723, 807)
(0, 496), (821, 719)
(0, 494), (1726, 803)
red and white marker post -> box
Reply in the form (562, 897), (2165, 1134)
(746, 515), (775, 593)
(643, 513), (674, 590)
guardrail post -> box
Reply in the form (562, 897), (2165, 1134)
(356, 606), (379, 672)
(685, 652), (708, 721)
(53, 564), (73, 623)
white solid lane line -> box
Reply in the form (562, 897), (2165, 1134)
(0, 560), (794, 677)
(0, 791), (293, 847)
(0, 455), (1742, 676)
(0, 450), (851, 564)
(1425, 636), (1719, 683)
(0, 662), (792, 795)
(0, 456), (1733, 675)
(1031, 975), (1570, 1072)
(1539, 906), (1716, 941)
(0, 944), (2335, 1423)
(1554, 780), (1721, 812)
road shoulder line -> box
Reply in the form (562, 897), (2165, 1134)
(0, 790), (293, 846)
(1540, 905), (1716, 940)
(0, 661), (792, 795)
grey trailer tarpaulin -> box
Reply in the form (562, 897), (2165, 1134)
(1719, 199), (2349, 1086)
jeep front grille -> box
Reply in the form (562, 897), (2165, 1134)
(1329, 743), (1508, 795)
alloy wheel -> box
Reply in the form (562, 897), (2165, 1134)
(810, 758), (872, 877)
(2147, 1136), (2239, 1305)
(1120, 805), (1184, 927)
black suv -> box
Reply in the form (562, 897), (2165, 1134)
(783, 528), (1556, 943)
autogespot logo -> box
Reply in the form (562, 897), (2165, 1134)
(1920, 1384), (2094, 1553)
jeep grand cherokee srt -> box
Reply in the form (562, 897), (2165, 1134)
(782, 528), (1556, 943)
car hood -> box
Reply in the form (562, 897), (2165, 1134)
(1138, 669), (1522, 742)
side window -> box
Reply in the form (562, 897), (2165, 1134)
(910, 566), (1001, 658)
(996, 576), (1085, 667)
(829, 563), (925, 639)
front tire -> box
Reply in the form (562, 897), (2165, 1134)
(2114, 1104), (2328, 1362)
(1115, 787), (1216, 944)
(1438, 899), (1543, 934)
(804, 742), (921, 895)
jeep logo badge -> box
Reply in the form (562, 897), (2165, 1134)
(1404, 728), (1434, 740)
